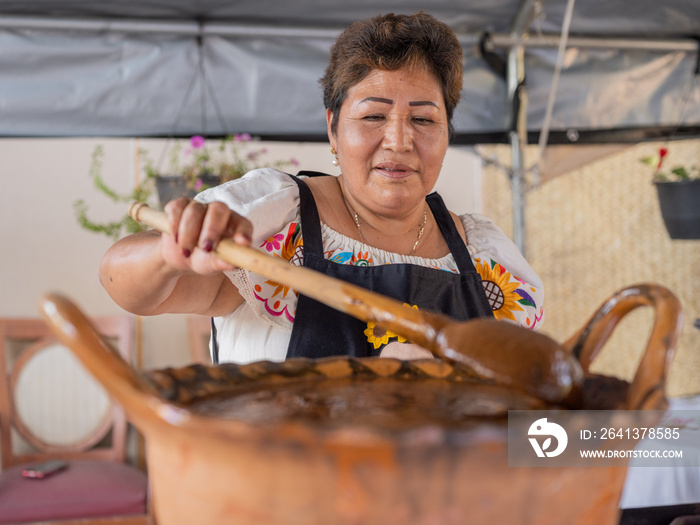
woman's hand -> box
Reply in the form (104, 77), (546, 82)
(100, 198), (249, 316)
(162, 198), (254, 275)
(380, 342), (434, 360)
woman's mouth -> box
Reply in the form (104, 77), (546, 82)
(374, 163), (414, 178)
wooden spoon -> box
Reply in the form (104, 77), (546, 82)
(129, 202), (583, 407)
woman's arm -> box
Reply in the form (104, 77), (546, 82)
(100, 199), (251, 317)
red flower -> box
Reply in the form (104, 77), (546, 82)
(657, 147), (668, 169)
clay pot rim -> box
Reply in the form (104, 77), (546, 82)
(140, 356), (549, 448)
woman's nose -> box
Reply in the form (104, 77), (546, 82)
(381, 116), (413, 152)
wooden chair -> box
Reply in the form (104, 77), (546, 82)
(0, 316), (150, 524)
(186, 315), (213, 364)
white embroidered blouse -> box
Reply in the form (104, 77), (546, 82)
(195, 168), (545, 364)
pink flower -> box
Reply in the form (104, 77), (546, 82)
(290, 157), (300, 166)
(195, 178), (204, 190)
(261, 233), (284, 252)
(234, 133), (252, 142)
(190, 135), (205, 149)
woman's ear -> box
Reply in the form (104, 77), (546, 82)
(326, 108), (335, 146)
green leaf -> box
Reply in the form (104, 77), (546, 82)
(671, 166), (690, 180)
(73, 200), (125, 241)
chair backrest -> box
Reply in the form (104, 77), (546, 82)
(0, 315), (133, 469)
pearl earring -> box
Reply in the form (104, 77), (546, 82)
(331, 147), (339, 167)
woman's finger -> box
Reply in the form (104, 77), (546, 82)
(227, 213), (253, 247)
(177, 201), (208, 258)
(163, 199), (249, 272)
(163, 197), (190, 243)
(199, 201), (245, 252)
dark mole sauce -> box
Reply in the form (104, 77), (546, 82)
(186, 376), (549, 432)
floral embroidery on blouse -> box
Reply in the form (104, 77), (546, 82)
(249, 222), (543, 330)
(252, 223), (303, 322)
(329, 251), (353, 264)
(474, 257), (543, 329)
(351, 251), (373, 266)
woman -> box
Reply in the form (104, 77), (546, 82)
(100, 12), (544, 364)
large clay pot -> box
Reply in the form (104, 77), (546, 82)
(39, 283), (682, 525)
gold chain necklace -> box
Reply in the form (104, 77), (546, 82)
(352, 207), (428, 256)
(337, 176), (428, 256)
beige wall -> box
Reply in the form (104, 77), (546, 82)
(0, 138), (481, 371)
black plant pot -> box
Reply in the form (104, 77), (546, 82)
(155, 174), (222, 205)
(654, 179), (700, 240)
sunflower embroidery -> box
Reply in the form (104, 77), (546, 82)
(363, 304), (414, 349)
(474, 259), (524, 322)
(364, 322), (392, 350)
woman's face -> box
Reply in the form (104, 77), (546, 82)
(328, 66), (450, 218)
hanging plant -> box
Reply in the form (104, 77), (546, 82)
(73, 136), (299, 241)
(73, 146), (152, 241)
(149, 134), (298, 205)
(640, 146), (700, 240)
(640, 147), (700, 182)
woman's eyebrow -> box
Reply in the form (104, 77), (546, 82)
(409, 100), (438, 108)
(360, 97), (393, 104)
(359, 97), (438, 108)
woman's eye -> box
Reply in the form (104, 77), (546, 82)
(413, 116), (435, 125)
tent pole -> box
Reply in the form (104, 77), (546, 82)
(506, 0), (537, 256)
(507, 45), (528, 256)
(490, 34), (698, 52)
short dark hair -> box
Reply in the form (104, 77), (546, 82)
(320, 11), (463, 135)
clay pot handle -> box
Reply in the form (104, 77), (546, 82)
(563, 284), (683, 410)
(38, 293), (162, 421)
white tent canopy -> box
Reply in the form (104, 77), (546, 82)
(1, 0), (699, 142)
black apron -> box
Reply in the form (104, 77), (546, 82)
(286, 172), (493, 359)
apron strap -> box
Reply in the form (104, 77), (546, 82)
(426, 193), (478, 274)
(289, 172), (325, 258)
(210, 317), (219, 364)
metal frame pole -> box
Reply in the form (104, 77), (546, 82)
(0, 15), (697, 53)
(506, 0), (538, 256)
(507, 47), (527, 255)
